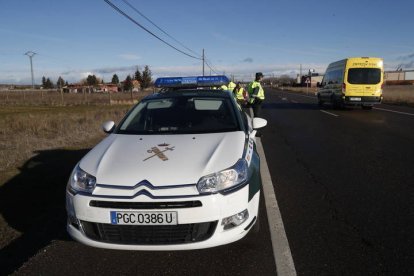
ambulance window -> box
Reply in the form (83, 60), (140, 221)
(348, 68), (381, 84)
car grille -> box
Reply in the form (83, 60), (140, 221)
(80, 221), (218, 245)
(89, 200), (202, 209)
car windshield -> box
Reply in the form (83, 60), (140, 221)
(117, 95), (240, 134)
(347, 68), (381, 84)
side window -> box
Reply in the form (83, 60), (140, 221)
(326, 71), (333, 84)
(332, 69), (343, 84)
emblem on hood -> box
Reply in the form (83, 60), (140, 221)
(144, 145), (175, 161)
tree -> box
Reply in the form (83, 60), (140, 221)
(45, 78), (54, 89)
(57, 76), (65, 88)
(111, 74), (119, 84)
(86, 74), (98, 86)
(42, 76), (46, 87)
(123, 75), (133, 91)
(141, 65), (152, 89)
(134, 68), (142, 83)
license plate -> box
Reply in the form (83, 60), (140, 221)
(110, 211), (177, 225)
(350, 97), (361, 101)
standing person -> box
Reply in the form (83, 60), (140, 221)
(248, 72), (265, 117)
(220, 80), (236, 92)
(228, 80), (236, 93)
(233, 82), (248, 106)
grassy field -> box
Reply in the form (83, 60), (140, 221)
(0, 89), (154, 106)
(0, 90), (157, 184)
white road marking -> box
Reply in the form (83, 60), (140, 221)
(319, 110), (339, 117)
(373, 107), (414, 117)
(256, 139), (297, 276)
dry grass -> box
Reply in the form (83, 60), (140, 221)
(0, 104), (131, 181)
(0, 90), (157, 179)
(0, 89), (154, 106)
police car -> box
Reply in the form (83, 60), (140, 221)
(66, 76), (267, 250)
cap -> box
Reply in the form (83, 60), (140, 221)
(255, 72), (264, 78)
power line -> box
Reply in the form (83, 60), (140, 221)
(204, 59), (220, 75)
(103, 0), (201, 60)
(120, 0), (201, 58)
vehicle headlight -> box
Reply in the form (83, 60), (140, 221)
(68, 165), (96, 194)
(197, 159), (248, 194)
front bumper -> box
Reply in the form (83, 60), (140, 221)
(66, 185), (260, 250)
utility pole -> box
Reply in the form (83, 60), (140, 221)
(25, 51), (36, 89)
(202, 49), (205, 76)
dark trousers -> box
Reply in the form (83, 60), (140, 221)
(251, 99), (263, 117)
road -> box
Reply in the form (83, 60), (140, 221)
(1, 88), (414, 275)
(260, 89), (414, 275)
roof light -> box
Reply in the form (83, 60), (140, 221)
(154, 75), (229, 88)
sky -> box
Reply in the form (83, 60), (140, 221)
(0, 0), (413, 85)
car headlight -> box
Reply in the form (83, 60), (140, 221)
(68, 165), (96, 194)
(197, 159), (248, 194)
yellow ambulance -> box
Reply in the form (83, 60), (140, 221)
(317, 57), (384, 109)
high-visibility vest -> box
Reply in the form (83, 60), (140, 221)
(248, 81), (265, 103)
(228, 81), (236, 92)
(235, 87), (245, 100)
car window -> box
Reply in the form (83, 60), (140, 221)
(117, 96), (240, 134)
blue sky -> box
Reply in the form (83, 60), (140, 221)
(0, 0), (413, 84)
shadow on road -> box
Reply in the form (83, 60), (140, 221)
(0, 148), (89, 275)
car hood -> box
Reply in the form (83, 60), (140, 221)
(79, 132), (246, 187)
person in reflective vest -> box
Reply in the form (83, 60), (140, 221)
(220, 84), (228, 90)
(227, 81), (236, 92)
(233, 82), (248, 105)
(220, 80), (235, 92)
(248, 72), (265, 117)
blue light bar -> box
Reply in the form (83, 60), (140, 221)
(155, 75), (229, 88)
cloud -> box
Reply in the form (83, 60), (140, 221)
(242, 58), (253, 63)
(395, 53), (414, 69)
(399, 60), (414, 69)
(397, 53), (414, 60)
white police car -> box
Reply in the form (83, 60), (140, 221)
(66, 76), (267, 250)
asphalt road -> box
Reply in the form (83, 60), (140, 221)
(1, 88), (414, 275)
(260, 88), (414, 275)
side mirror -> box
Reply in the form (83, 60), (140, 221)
(252, 117), (267, 129)
(102, 121), (115, 134)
